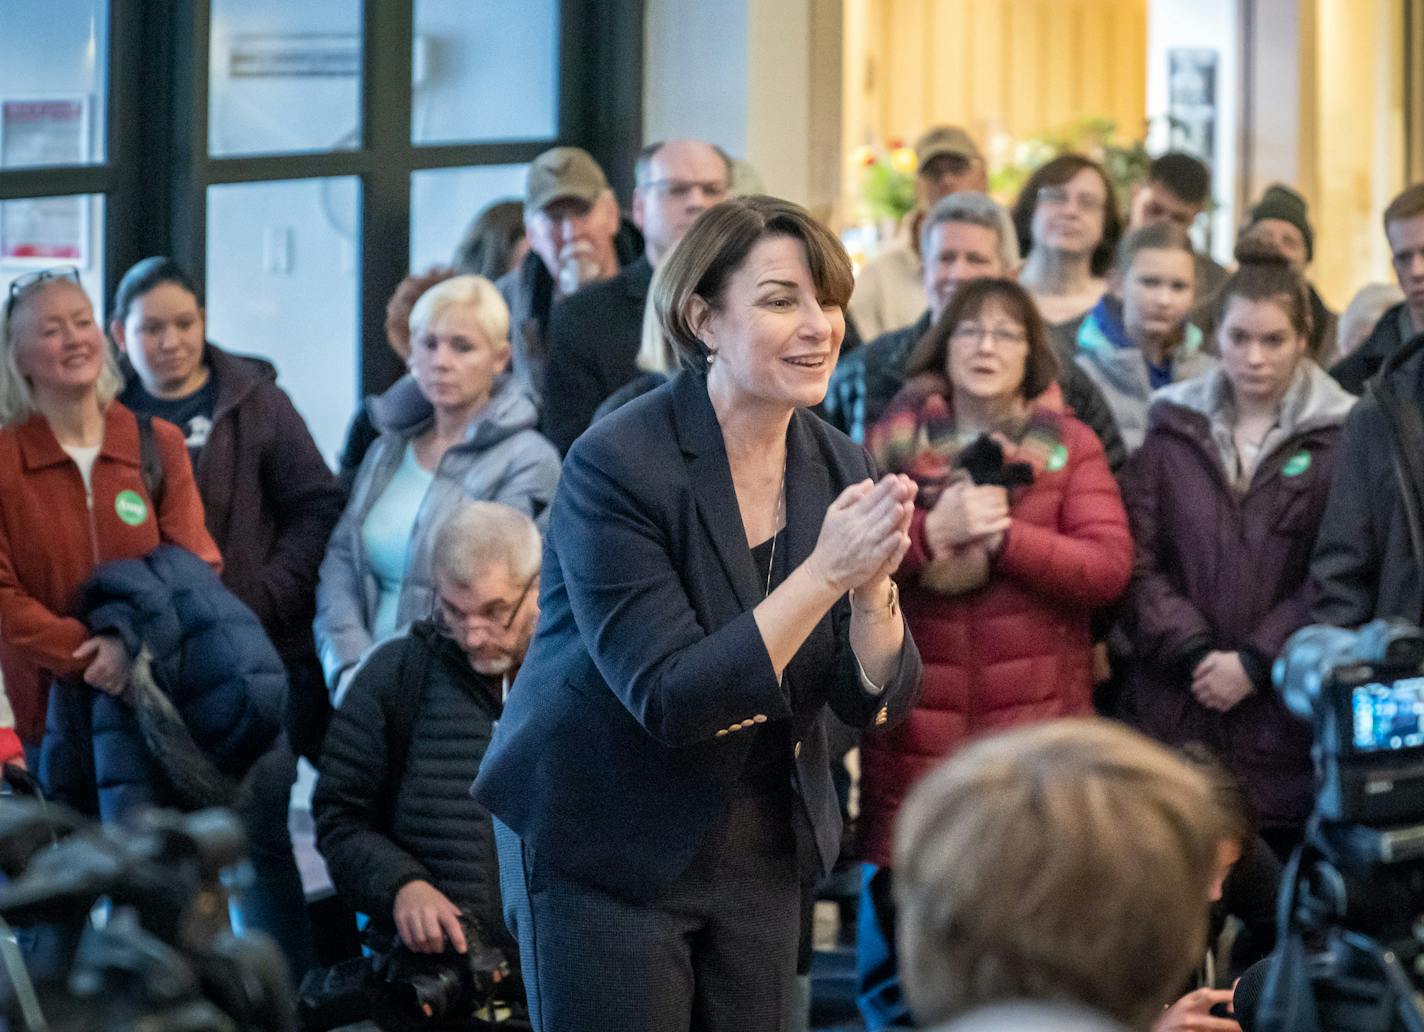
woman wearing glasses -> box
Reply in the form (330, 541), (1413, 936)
(0, 269), (219, 765)
(1012, 154), (1124, 360)
(856, 277), (1133, 1029)
(314, 274), (559, 703)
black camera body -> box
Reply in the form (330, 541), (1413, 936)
(1276, 620), (1424, 831)
(1252, 620), (1424, 1032)
(368, 914), (514, 1031)
(0, 799), (295, 1032)
(298, 914), (523, 1032)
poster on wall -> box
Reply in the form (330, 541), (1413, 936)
(1167, 49), (1218, 163)
(0, 97), (90, 266)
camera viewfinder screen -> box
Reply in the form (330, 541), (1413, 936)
(1352, 677), (1424, 753)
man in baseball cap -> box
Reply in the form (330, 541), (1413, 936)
(849, 126), (988, 342)
(499, 146), (633, 400)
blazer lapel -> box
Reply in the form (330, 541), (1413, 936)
(783, 409), (832, 574)
(672, 371), (762, 611)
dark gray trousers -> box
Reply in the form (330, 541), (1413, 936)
(496, 790), (803, 1032)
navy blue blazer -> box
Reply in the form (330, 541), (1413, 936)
(473, 369), (921, 901)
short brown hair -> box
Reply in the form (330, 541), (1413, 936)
(894, 718), (1222, 1031)
(1011, 154), (1123, 277)
(1214, 242), (1313, 340)
(904, 278), (1060, 400)
(652, 195), (853, 368)
(1383, 183), (1424, 230)
(1114, 221), (1196, 276)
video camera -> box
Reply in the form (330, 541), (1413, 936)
(1248, 619), (1424, 1032)
(0, 795), (296, 1032)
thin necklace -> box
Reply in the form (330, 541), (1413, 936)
(765, 456), (787, 599)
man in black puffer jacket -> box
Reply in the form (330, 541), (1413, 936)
(313, 501), (540, 992)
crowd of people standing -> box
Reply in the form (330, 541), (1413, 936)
(1, 122), (1423, 1032)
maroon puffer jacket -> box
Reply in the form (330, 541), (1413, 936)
(860, 410), (1132, 869)
(1118, 367), (1353, 830)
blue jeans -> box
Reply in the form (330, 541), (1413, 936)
(855, 863), (912, 1030)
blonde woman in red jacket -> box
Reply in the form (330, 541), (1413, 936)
(0, 269), (219, 764)
(856, 277), (1133, 1029)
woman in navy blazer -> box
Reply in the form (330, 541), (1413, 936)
(474, 196), (922, 1031)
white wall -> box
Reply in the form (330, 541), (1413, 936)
(643, 0), (839, 210)
(643, 0), (750, 163)
(1145, 0), (1241, 263)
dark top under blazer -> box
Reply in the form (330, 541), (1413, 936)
(473, 369), (922, 902)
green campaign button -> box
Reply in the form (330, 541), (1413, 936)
(1046, 444), (1068, 473)
(1282, 451), (1311, 477)
(115, 489), (149, 526)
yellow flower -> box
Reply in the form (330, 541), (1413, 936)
(890, 146), (918, 175)
(850, 144), (877, 168)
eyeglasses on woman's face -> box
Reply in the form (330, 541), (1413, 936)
(949, 321), (1029, 349)
(1036, 185), (1106, 214)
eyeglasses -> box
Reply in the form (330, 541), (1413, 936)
(5, 266), (81, 318)
(643, 179), (729, 202)
(1037, 185), (1107, 214)
(432, 573), (538, 638)
(950, 323), (1029, 348)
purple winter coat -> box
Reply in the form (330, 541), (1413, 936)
(1119, 363), (1355, 828)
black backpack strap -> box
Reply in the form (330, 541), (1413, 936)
(377, 624), (435, 828)
(135, 413), (167, 511)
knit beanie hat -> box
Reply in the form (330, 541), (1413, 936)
(1245, 184), (1313, 261)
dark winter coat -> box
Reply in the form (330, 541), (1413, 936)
(1330, 301), (1416, 395)
(313, 622), (512, 951)
(496, 218), (644, 404)
(823, 309), (1129, 471)
(541, 255), (652, 455)
(1312, 332), (1424, 627)
(1120, 363), (1355, 827)
(120, 345), (342, 666)
(859, 381), (1133, 868)
(40, 545), (287, 821)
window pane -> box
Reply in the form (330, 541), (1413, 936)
(0, 0), (108, 167)
(0, 193), (105, 305)
(409, 164), (526, 273)
(205, 178), (359, 464)
(412, 0), (558, 146)
(209, 0), (362, 158)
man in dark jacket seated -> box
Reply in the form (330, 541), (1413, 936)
(312, 501), (539, 992)
(824, 191), (1127, 472)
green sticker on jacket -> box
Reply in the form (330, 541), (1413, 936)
(1045, 444), (1068, 473)
(115, 489), (149, 526)
(1282, 451), (1311, 477)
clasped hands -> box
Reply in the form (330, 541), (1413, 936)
(1191, 651), (1254, 712)
(808, 474), (917, 608)
(923, 479), (1011, 561)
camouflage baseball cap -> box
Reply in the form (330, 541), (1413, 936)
(525, 146), (609, 213)
(914, 126), (983, 169)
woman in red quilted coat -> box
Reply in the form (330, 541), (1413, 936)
(855, 277), (1133, 1028)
